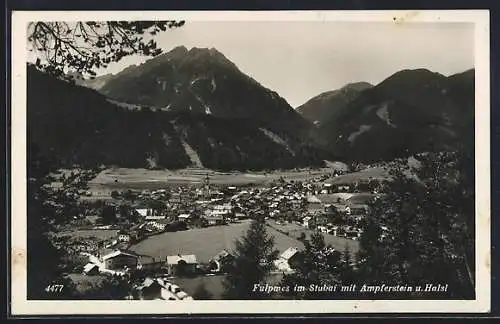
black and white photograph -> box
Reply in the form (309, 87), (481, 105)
(10, 10), (490, 315)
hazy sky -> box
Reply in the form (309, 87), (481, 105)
(98, 21), (474, 107)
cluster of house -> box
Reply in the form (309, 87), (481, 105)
(300, 191), (376, 240)
(81, 248), (194, 300)
(66, 174), (382, 274)
(132, 277), (193, 300)
(81, 242), (302, 281)
(79, 243), (307, 300)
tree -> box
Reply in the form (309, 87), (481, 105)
(101, 204), (116, 224)
(28, 21), (185, 78)
(110, 190), (120, 199)
(27, 142), (84, 299)
(222, 218), (279, 300)
(192, 283), (213, 300)
(415, 151), (475, 298)
(25, 20), (184, 300)
(78, 276), (131, 300)
(339, 244), (356, 284)
(281, 231), (343, 300)
(118, 203), (138, 223)
(356, 153), (475, 298)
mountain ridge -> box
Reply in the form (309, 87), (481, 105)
(296, 81), (373, 125)
(77, 46), (310, 136)
(29, 64), (326, 171)
(316, 67), (475, 162)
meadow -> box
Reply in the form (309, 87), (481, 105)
(129, 219), (359, 264)
(129, 220), (302, 263)
(87, 165), (348, 192)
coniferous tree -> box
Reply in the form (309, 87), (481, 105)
(339, 244), (356, 284)
(357, 153), (475, 299)
(282, 231), (343, 299)
(222, 217), (279, 300)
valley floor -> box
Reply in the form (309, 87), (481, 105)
(86, 164), (352, 194)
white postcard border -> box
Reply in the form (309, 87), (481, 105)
(10, 9), (491, 315)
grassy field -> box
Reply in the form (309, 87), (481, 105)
(129, 219), (359, 263)
(129, 220), (302, 263)
(266, 220), (360, 257)
(87, 166), (345, 192)
(328, 167), (390, 184)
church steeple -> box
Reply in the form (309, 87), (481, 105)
(203, 173), (211, 198)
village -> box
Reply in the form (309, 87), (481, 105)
(52, 168), (388, 300)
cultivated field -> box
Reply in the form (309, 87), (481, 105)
(129, 219), (359, 263)
(87, 165), (347, 192)
(329, 167), (389, 184)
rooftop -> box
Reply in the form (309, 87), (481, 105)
(280, 247), (299, 261)
(306, 195), (321, 203)
(166, 254), (198, 265)
(102, 250), (139, 261)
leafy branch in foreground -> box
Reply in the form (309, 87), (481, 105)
(27, 20), (185, 78)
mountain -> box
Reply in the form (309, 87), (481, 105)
(316, 68), (475, 162)
(79, 46), (310, 135)
(28, 65), (325, 171)
(296, 82), (373, 125)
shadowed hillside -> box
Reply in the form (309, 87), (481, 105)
(28, 65), (325, 171)
(316, 68), (475, 162)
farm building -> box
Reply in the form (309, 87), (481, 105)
(345, 205), (369, 216)
(136, 208), (153, 217)
(177, 213), (192, 221)
(145, 215), (167, 221)
(133, 277), (164, 300)
(83, 263), (99, 275)
(147, 220), (168, 231)
(166, 254), (198, 276)
(209, 249), (235, 272)
(204, 213), (226, 226)
(273, 247), (300, 273)
(118, 231), (131, 243)
(132, 277), (192, 300)
(100, 250), (139, 271)
(306, 195), (323, 214)
(136, 208), (167, 220)
(302, 216), (313, 228)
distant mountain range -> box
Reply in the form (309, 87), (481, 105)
(314, 68), (475, 162)
(76, 46), (310, 135)
(296, 82), (373, 126)
(29, 45), (475, 169)
(28, 53), (325, 171)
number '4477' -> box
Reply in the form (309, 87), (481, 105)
(45, 284), (64, 293)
